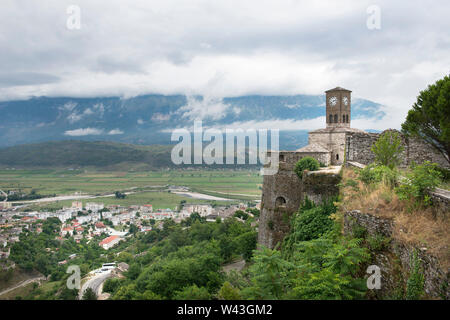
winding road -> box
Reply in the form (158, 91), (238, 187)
(79, 270), (113, 300)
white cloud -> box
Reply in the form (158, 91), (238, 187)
(178, 96), (231, 121)
(137, 119), (144, 125)
(0, 0), (449, 130)
(151, 113), (171, 121)
(108, 129), (124, 135)
(64, 128), (103, 136)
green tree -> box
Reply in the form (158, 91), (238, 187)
(114, 191), (126, 199)
(294, 157), (320, 179)
(218, 281), (242, 300)
(396, 161), (442, 207)
(173, 284), (211, 300)
(371, 131), (404, 169)
(241, 246), (295, 299)
(82, 287), (97, 300)
(402, 74), (450, 165)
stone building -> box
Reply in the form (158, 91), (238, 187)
(258, 86), (449, 249)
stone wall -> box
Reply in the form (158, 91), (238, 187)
(258, 153), (305, 249)
(258, 155), (341, 249)
(344, 210), (449, 299)
(345, 129), (449, 168)
(309, 131), (347, 165)
(429, 189), (450, 220)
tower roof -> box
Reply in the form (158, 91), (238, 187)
(325, 87), (352, 92)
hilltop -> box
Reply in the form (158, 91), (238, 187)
(0, 141), (173, 170)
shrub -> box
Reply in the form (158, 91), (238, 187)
(367, 233), (391, 252)
(217, 281), (242, 300)
(345, 179), (359, 191)
(371, 131), (404, 169)
(351, 223), (367, 239)
(406, 251), (425, 300)
(358, 164), (398, 189)
(435, 166), (450, 181)
(294, 157), (320, 178)
(173, 284), (211, 300)
(283, 199), (336, 246)
(396, 161), (442, 207)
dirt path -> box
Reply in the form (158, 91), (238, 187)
(0, 276), (46, 297)
(222, 259), (246, 273)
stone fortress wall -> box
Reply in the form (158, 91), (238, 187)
(345, 129), (449, 168)
(258, 151), (341, 248)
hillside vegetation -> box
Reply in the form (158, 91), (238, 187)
(0, 141), (173, 169)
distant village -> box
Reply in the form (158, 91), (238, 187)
(0, 197), (260, 265)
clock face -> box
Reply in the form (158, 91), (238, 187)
(329, 96), (338, 106)
(343, 96), (349, 106)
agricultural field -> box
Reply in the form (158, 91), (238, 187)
(0, 169), (263, 209)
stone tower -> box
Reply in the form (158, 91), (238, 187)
(325, 87), (351, 128)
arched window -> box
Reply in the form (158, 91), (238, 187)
(329, 114), (333, 123)
(336, 154), (339, 161)
(275, 196), (286, 208)
(334, 114), (338, 123)
(343, 115), (346, 123)
(347, 114), (349, 123)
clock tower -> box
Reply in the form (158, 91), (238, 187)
(325, 87), (351, 128)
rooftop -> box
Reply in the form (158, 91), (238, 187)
(325, 86), (352, 92)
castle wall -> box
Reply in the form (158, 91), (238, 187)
(344, 210), (449, 299)
(258, 159), (304, 249)
(345, 130), (449, 168)
(258, 151), (341, 249)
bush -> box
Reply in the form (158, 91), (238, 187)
(406, 251), (425, 300)
(173, 284), (211, 300)
(294, 157), (320, 178)
(218, 281), (242, 300)
(435, 166), (450, 181)
(358, 164), (398, 189)
(367, 233), (391, 252)
(351, 223), (367, 240)
(396, 161), (442, 207)
(371, 131), (404, 169)
(283, 199), (336, 255)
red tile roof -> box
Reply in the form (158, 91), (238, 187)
(99, 235), (119, 246)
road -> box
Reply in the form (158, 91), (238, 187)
(79, 270), (113, 300)
(0, 276), (46, 297)
(171, 191), (233, 201)
(10, 191), (136, 204)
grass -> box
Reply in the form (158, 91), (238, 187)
(25, 191), (237, 211)
(0, 169), (262, 210)
(339, 167), (450, 269)
(0, 169), (262, 196)
(0, 282), (35, 300)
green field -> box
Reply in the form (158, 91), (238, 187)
(0, 169), (263, 209)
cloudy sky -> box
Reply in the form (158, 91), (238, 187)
(1, 0), (449, 129)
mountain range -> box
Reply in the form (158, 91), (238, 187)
(0, 94), (384, 150)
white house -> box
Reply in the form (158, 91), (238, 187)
(99, 235), (122, 250)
